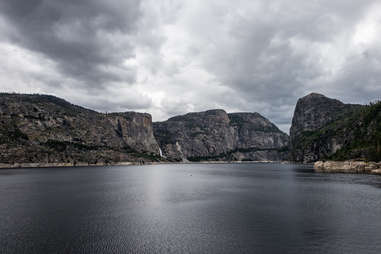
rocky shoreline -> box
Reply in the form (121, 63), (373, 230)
(2, 160), (381, 177)
(314, 161), (381, 175)
(0, 161), (139, 169)
(0, 160), (293, 169)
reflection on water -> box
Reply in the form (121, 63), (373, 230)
(0, 163), (381, 254)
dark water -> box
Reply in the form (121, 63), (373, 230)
(1, 163), (381, 254)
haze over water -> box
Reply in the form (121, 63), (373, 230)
(1, 163), (381, 254)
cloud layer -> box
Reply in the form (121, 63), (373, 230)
(0, 0), (381, 132)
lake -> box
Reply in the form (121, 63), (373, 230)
(1, 163), (381, 254)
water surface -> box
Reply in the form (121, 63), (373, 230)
(1, 163), (381, 254)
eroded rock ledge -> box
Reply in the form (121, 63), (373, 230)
(314, 161), (381, 175)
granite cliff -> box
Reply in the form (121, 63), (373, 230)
(0, 93), (161, 165)
(8, 92), (377, 167)
(290, 93), (380, 163)
(153, 110), (289, 162)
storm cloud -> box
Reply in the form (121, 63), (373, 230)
(0, 0), (380, 132)
(0, 0), (142, 84)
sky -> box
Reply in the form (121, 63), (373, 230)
(0, 0), (380, 133)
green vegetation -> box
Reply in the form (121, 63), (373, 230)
(299, 101), (381, 162)
(45, 140), (98, 152)
(0, 121), (29, 144)
(187, 146), (289, 162)
(130, 152), (162, 162)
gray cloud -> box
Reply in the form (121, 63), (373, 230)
(1, 0), (381, 133)
(183, 1), (381, 130)
(0, 0), (142, 85)
(162, 0), (381, 132)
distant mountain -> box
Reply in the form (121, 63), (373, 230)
(6, 92), (377, 167)
(153, 109), (289, 162)
(290, 93), (381, 163)
(0, 93), (161, 165)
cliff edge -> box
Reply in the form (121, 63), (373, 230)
(290, 93), (380, 163)
(0, 93), (161, 165)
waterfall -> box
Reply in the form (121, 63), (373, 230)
(159, 147), (163, 158)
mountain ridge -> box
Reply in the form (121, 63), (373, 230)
(0, 93), (290, 165)
(1, 92), (379, 166)
(0, 93), (162, 164)
(153, 109), (289, 162)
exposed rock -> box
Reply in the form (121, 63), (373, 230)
(314, 161), (381, 175)
(108, 112), (159, 153)
(0, 93), (161, 165)
(153, 110), (289, 161)
(290, 93), (348, 137)
(290, 93), (365, 163)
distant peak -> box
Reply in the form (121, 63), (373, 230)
(166, 109), (227, 121)
(303, 92), (326, 98)
(299, 93), (343, 104)
(204, 109), (227, 114)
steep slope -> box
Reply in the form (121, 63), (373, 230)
(153, 110), (289, 162)
(0, 93), (161, 165)
(290, 93), (380, 163)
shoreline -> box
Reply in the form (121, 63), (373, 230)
(314, 161), (381, 175)
(0, 160), (296, 170)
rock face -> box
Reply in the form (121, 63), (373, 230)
(290, 93), (354, 162)
(290, 93), (380, 163)
(0, 93), (161, 164)
(153, 110), (289, 161)
(290, 93), (349, 137)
